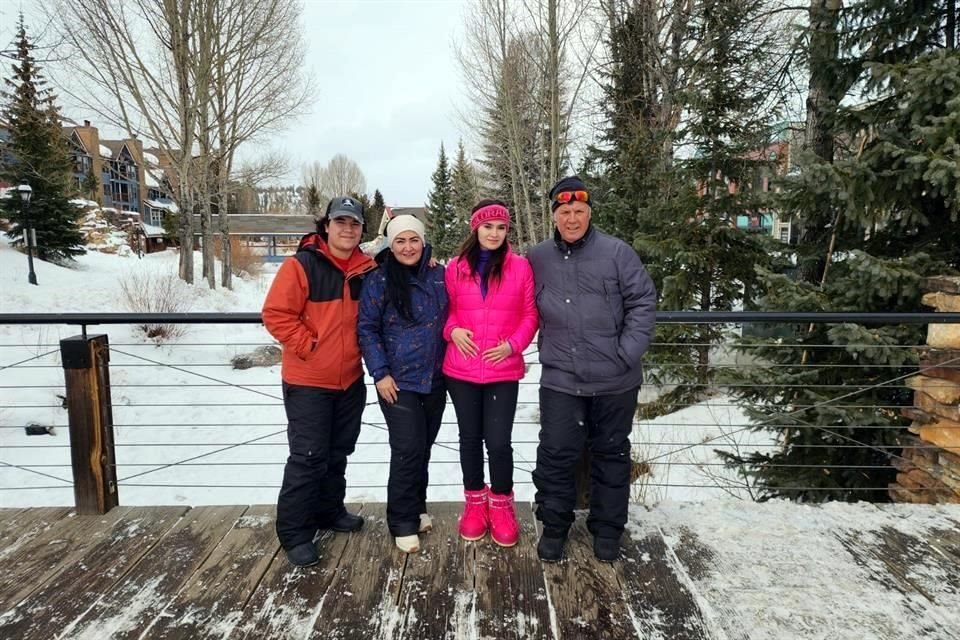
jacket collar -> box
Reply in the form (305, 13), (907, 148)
(298, 233), (375, 276)
(553, 224), (594, 252)
(454, 244), (514, 275)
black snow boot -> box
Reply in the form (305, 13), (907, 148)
(537, 534), (566, 562)
(593, 536), (620, 562)
(286, 542), (319, 567)
(331, 510), (364, 532)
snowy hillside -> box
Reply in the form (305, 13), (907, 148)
(0, 236), (767, 508)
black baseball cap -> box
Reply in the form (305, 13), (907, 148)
(326, 196), (365, 223)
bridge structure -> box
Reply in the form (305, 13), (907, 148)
(2, 311), (960, 638)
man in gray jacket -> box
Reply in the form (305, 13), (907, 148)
(528, 175), (657, 562)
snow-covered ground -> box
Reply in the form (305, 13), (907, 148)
(0, 234), (769, 508)
(630, 499), (960, 640)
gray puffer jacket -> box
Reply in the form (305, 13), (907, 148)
(527, 226), (657, 396)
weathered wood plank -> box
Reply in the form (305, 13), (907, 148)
(833, 527), (960, 639)
(540, 518), (637, 639)
(0, 509), (26, 540)
(0, 506), (186, 639)
(0, 507), (131, 612)
(56, 505), (248, 640)
(235, 524), (353, 638)
(930, 516), (960, 561)
(0, 506), (71, 560)
(867, 507), (960, 598)
(473, 503), (552, 640)
(663, 524), (760, 640)
(310, 504), (405, 639)
(618, 526), (713, 640)
(144, 505), (280, 640)
(393, 503), (475, 640)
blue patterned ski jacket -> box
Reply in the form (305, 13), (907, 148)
(358, 246), (448, 394)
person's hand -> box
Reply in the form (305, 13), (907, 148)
(428, 257), (438, 268)
(376, 375), (399, 404)
(451, 328), (479, 358)
(483, 340), (512, 364)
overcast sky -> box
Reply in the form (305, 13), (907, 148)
(5, 0), (471, 207)
(269, 0), (469, 206)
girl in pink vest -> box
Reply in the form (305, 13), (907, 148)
(443, 199), (538, 546)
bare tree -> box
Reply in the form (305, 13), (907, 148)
(207, 0), (311, 289)
(323, 153), (367, 200)
(303, 154), (367, 204)
(520, 0), (601, 235)
(456, 0), (601, 247)
(52, 0), (207, 283)
(302, 160), (326, 194)
(51, 0), (310, 289)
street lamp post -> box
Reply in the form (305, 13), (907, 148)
(18, 183), (36, 286)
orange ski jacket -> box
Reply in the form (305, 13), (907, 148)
(262, 233), (376, 390)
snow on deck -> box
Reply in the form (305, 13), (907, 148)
(0, 501), (957, 639)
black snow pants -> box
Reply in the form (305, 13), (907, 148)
(379, 383), (446, 536)
(276, 377), (366, 550)
(532, 386), (638, 540)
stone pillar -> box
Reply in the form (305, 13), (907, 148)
(891, 276), (960, 503)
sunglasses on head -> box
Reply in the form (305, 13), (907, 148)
(553, 190), (589, 205)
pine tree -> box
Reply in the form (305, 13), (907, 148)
(80, 170), (99, 203)
(0, 16), (84, 262)
(725, 1), (959, 500)
(474, 37), (555, 247)
(426, 143), (456, 258)
(364, 188), (385, 243)
(629, 0), (785, 411)
(450, 140), (477, 241)
(581, 1), (676, 244)
(305, 184), (321, 218)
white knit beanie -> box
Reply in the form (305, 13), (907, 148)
(386, 214), (426, 246)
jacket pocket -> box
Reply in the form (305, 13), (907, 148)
(603, 278), (624, 332)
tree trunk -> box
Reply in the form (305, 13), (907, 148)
(201, 186), (215, 289)
(804, 0), (841, 162)
(545, 0), (561, 236)
(172, 1), (195, 284)
(948, 0), (956, 50)
(798, 0), (842, 284)
(177, 188), (194, 283)
(219, 162), (233, 290)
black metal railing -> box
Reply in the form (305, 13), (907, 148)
(1, 311), (958, 511)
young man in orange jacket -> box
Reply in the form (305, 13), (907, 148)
(262, 196), (376, 567)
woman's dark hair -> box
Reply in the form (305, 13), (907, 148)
(456, 199), (509, 286)
(384, 251), (416, 322)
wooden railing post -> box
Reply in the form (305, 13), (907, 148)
(60, 334), (119, 514)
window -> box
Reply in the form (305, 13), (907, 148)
(778, 223), (791, 243)
(147, 208), (165, 228)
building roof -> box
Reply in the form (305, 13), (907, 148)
(191, 214), (316, 236)
(139, 222), (166, 238)
(145, 199), (178, 213)
(391, 206), (429, 224)
(64, 129), (89, 154)
(102, 140), (134, 162)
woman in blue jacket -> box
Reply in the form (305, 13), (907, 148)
(358, 215), (448, 553)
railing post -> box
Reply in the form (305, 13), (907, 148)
(60, 334), (119, 514)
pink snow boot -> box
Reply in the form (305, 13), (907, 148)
(488, 491), (520, 547)
(459, 486), (489, 541)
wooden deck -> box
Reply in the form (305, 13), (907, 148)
(1, 501), (960, 639)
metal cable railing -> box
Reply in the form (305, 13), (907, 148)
(2, 311), (959, 506)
